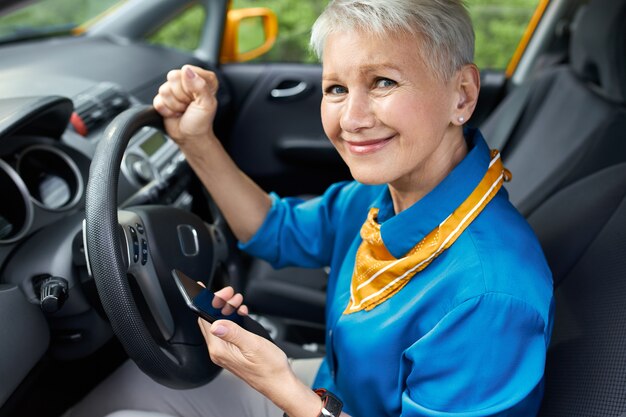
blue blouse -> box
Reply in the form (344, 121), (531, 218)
(240, 129), (554, 417)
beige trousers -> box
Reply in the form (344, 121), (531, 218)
(65, 357), (323, 417)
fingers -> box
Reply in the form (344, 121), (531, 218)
(203, 320), (244, 367)
(210, 320), (241, 343)
(212, 286), (248, 316)
(213, 286), (235, 306)
(180, 65), (219, 110)
(181, 65), (219, 98)
(204, 319), (289, 387)
(155, 77), (188, 114)
(153, 65), (218, 119)
(166, 69), (193, 103)
(153, 70), (190, 118)
(238, 304), (249, 316)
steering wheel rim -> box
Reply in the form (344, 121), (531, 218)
(84, 105), (222, 388)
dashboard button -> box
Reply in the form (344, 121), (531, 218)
(132, 160), (154, 183)
(141, 239), (148, 265)
(129, 226), (139, 263)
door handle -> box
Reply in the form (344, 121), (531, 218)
(270, 81), (309, 99)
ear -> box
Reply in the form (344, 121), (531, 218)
(451, 64), (480, 125)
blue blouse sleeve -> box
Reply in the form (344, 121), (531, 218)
(238, 182), (351, 269)
(401, 292), (548, 416)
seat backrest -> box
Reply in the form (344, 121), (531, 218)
(527, 163), (626, 416)
(481, 0), (626, 216)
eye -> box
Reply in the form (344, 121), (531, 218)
(375, 78), (396, 88)
(324, 85), (348, 95)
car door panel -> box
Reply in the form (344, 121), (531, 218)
(221, 63), (350, 197)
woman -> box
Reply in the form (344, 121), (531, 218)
(70, 1), (553, 416)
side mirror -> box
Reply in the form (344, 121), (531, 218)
(221, 7), (278, 63)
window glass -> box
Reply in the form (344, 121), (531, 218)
(0, 0), (121, 43)
(147, 4), (206, 52)
(231, 0), (540, 70)
(467, 0), (540, 70)
(238, 15), (266, 54)
(231, 0), (329, 63)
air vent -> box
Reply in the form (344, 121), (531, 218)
(71, 83), (131, 136)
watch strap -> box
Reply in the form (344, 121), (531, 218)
(314, 388), (343, 417)
(282, 388), (343, 417)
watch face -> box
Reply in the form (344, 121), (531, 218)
(320, 408), (336, 417)
(312, 388), (343, 417)
(318, 390), (343, 417)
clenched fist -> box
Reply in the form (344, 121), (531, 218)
(153, 64), (219, 147)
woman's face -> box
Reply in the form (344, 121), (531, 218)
(321, 30), (466, 190)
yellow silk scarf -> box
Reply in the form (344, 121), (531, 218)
(345, 150), (511, 314)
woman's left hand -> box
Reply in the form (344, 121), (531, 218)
(198, 319), (323, 417)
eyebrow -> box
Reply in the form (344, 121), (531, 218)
(359, 63), (403, 74)
(322, 63), (403, 81)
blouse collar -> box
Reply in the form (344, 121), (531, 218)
(370, 128), (492, 258)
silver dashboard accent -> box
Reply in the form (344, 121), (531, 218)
(81, 219), (92, 278)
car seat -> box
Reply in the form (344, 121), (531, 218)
(481, 0), (626, 216)
(527, 163), (626, 416)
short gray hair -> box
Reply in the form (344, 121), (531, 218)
(310, 0), (475, 81)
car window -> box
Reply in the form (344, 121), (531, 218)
(469, 0), (541, 70)
(0, 0), (122, 43)
(231, 0), (541, 70)
(146, 3), (206, 52)
(231, 0), (329, 63)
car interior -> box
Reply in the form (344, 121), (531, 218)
(0, 0), (625, 415)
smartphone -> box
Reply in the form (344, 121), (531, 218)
(171, 269), (273, 342)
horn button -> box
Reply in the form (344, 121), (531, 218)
(177, 224), (199, 257)
(124, 206), (215, 284)
(115, 206), (219, 343)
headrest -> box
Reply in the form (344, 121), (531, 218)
(570, 0), (626, 103)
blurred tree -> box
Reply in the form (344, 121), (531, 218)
(0, 0), (119, 38)
(233, 0), (328, 63)
(232, 0), (539, 69)
(468, 0), (539, 69)
(147, 4), (206, 52)
(0, 0), (539, 70)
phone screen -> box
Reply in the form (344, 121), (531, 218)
(172, 269), (244, 325)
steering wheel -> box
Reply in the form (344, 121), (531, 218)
(84, 105), (233, 388)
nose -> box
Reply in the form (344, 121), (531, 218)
(340, 91), (375, 133)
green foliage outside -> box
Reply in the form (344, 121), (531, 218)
(232, 0), (539, 69)
(146, 4), (206, 52)
(470, 0), (539, 69)
(0, 0), (119, 39)
(0, 0), (538, 70)
(233, 0), (328, 63)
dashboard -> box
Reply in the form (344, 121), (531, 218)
(0, 34), (227, 405)
(0, 84), (188, 251)
(0, 85), (190, 368)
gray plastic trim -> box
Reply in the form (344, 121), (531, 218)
(0, 159), (33, 244)
(0, 285), (49, 407)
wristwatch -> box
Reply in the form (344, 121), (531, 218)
(283, 388), (343, 417)
(314, 388), (343, 417)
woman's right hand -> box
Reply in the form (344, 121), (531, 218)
(153, 66), (272, 244)
(153, 64), (219, 148)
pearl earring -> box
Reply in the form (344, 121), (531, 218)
(458, 116), (465, 123)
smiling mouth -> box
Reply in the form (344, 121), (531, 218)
(344, 136), (395, 155)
